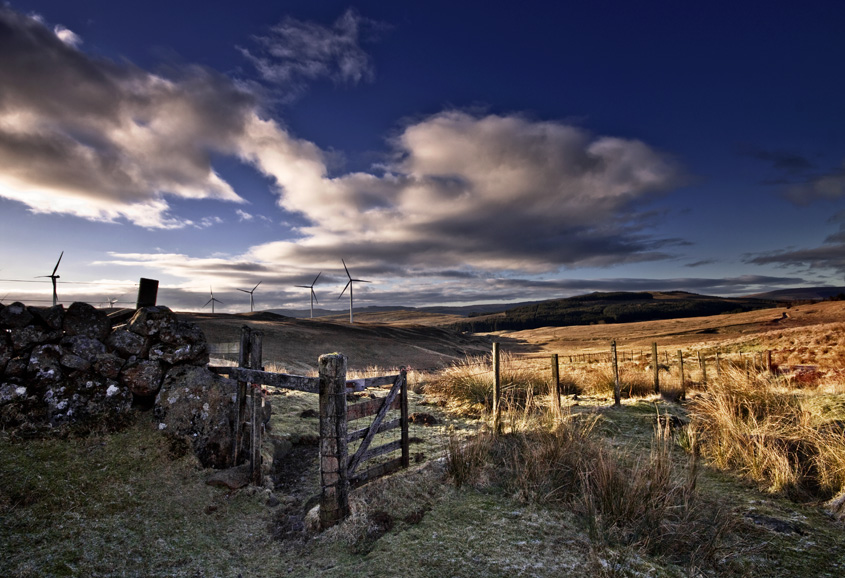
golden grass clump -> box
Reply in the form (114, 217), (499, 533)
(687, 367), (845, 502)
(426, 353), (550, 416)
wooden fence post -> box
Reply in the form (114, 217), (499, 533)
(612, 340), (621, 406)
(249, 330), (263, 485)
(400, 367), (409, 468)
(652, 342), (660, 394)
(698, 351), (707, 386)
(766, 350), (773, 374)
(678, 350), (686, 400)
(550, 353), (561, 417)
(492, 342), (501, 434)
(716, 351), (721, 379)
(319, 353), (349, 529)
(231, 326), (251, 465)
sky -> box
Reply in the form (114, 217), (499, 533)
(2, 0), (845, 313)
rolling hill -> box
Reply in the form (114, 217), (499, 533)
(452, 291), (782, 332)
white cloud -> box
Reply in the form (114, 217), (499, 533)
(53, 24), (81, 47)
(236, 209), (254, 221)
(0, 8), (249, 228)
(1, 7), (686, 284)
(243, 111), (685, 273)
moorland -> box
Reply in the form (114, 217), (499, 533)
(2, 296), (845, 577)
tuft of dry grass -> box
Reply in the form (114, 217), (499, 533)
(426, 353), (551, 416)
(444, 407), (731, 569)
(688, 367), (845, 502)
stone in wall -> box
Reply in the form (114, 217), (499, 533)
(0, 302), (34, 329)
(125, 306), (177, 338)
(120, 359), (165, 397)
(0, 332), (11, 374)
(63, 302), (111, 342)
(107, 328), (147, 358)
(28, 305), (64, 331)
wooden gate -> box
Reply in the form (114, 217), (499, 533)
(346, 369), (409, 489)
(209, 332), (411, 529)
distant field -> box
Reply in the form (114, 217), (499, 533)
(183, 299), (845, 369)
(183, 311), (491, 374)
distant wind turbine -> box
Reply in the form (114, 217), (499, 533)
(295, 272), (322, 318)
(106, 297), (118, 309)
(338, 260), (371, 324)
(237, 281), (261, 312)
(37, 251), (63, 306)
(203, 287), (223, 313)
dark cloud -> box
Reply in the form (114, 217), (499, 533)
(240, 8), (378, 95)
(781, 162), (845, 205)
(738, 144), (815, 173)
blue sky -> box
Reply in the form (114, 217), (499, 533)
(1, 1), (845, 313)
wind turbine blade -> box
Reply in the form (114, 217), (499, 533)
(342, 259), (351, 279)
(52, 251), (64, 276)
(351, 278), (371, 283)
(252, 281), (262, 291)
(339, 280), (351, 298)
(312, 289), (319, 305)
(237, 288), (250, 293)
(312, 272), (322, 286)
(203, 298), (213, 307)
(295, 285), (310, 289)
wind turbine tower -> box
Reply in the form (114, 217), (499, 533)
(37, 251), (63, 306)
(295, 272), (321, 318)
(237, 281), (261, 312)
(338, 259), (371, 323)
(203, 287), (223, 313)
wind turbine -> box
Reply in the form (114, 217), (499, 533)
(338, 259), (370, 324)
(203, 287), (223, 313)
(37, 251), (63, 306)
(106, 297), (118, 309)
(295, 272), (321, 318)
(237, 281), (261, 312)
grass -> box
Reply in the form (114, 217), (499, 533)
(6, 315), (845, 577)
(687, 367), (845, 504)
(425, 353), (551, 416)
(445, 408), (731, 571)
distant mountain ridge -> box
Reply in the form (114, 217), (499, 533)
(451, 291), (782, 332)
(266, 301), (541, 319)
(747, 287), (845, 301)
(265, 287), (843, 325)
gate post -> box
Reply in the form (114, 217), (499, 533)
(318, 353), (349, 529)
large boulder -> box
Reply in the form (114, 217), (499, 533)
(63, 302), (111, 341)
(120, 359), (164, 397)
(154, 365), (236, 469)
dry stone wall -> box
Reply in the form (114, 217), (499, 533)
(0, 302), (236, 467)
